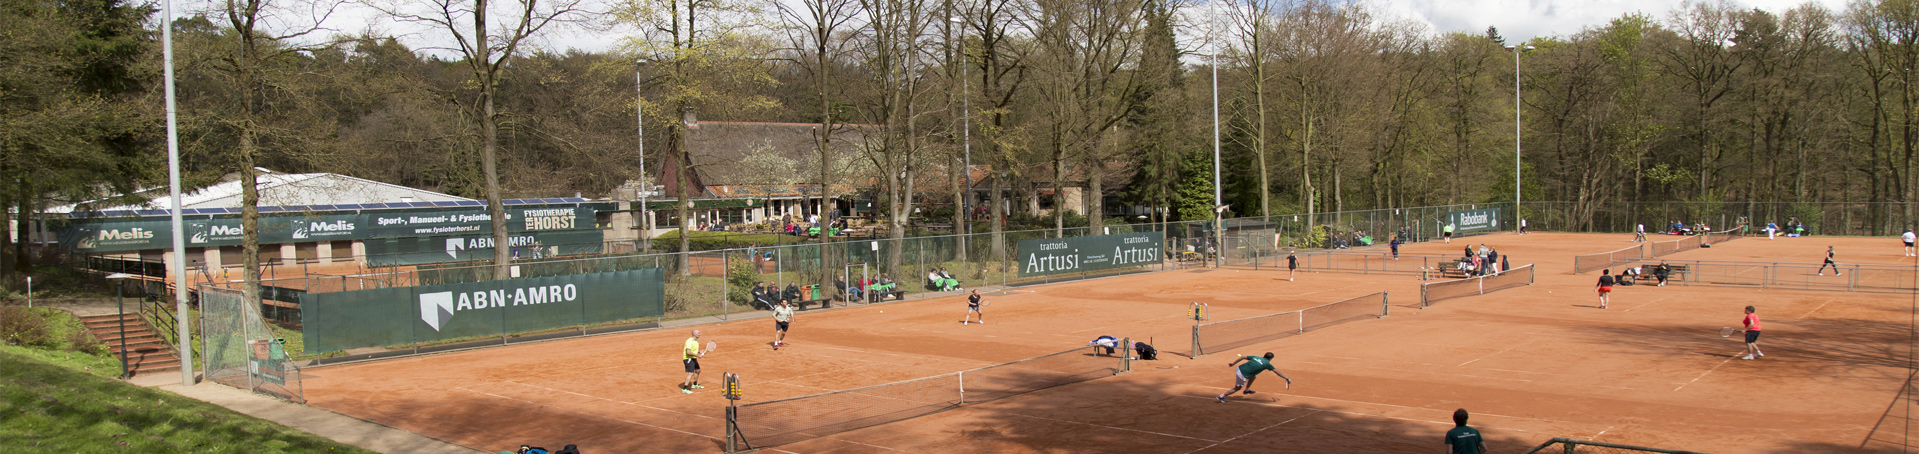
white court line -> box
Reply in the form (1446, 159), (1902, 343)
(1007, 413), (1220, 443)
(1673, 354), (1741, 391)
(1068, 314), (1191, 334)
(1181, 408), (1321, 453)
(1170, 394), (1550, 435)
(1161, 380), (1589, 426)
(499, 380), (719, 419)
(454, 386), (716, 440)
(1797, 298), (1836, 320)
(1457, 343), (1527, 367)
(1622, 296), (1672, 312)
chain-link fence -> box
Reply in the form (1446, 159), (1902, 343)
(199, 286), (303, 403)
(1522, 201), (1912, 237)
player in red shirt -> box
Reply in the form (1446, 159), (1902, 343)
(1741, 306), (1764, 360)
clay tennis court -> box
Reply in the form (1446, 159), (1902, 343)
(298, 232), (1917, 453)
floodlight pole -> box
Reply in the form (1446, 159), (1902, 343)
(637, 68), (652, 253)
(1210, 4), (1223, 269)
(1510, 45), (1532, 230)
(162, 0), (194, 386)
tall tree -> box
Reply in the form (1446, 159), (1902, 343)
(373, 0), (588, 276)
(0, 0), (153, 278)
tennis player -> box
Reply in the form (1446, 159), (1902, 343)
(1215, 352), (1291, 403)
(1595, 269), (1615, 309)
(772, 300), (795, 349)
(1286, 251), (1298, 281)
(1902, 229), (1915, 257)
(1741, 306), (1764, 360)
(963, 289), (986, 325)
(1445, 408), (1489, 454)
(680, 330), (706, 394)
(1817, 245), (1841, 276)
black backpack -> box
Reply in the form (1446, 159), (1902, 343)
(555, 445), (580, 454)
(1133, 342), (1157, 360)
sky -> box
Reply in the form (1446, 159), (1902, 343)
(1374, 0), (1853, 43)
(201, 0), (1860, 58)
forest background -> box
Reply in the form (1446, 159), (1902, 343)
(3, 0), (1915, 277)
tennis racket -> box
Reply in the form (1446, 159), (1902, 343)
(1719, 327), (1735, 338)
(705, 341), (718, 355)
(978, 299), (991, 307)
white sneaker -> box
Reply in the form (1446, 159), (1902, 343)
(1741, 355), (1755, 360)
(978, 320), (985, 324)
(1756, 351), (1764, 357)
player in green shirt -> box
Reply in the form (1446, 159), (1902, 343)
(1445, 408), (1488, 454)
(1215, 352), (1291, 403)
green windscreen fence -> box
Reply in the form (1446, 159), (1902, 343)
(299, 268), (665, 353)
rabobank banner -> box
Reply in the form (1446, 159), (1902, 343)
(1015, 231), (1163, 278)
(1446, 208), (1502, 233)
(298, 268), (664, 353)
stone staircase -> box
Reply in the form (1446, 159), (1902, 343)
(79, 312), (181, 377)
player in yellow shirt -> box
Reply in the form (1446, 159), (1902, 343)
(680, 330), (706, 394)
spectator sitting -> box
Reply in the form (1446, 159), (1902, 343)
(782, 283), (801, 305)
(938, 267), (960, 290)
(750, 283), (770, 308)
(835, 276), (854, 301)
(1089, 335), (1124, 357)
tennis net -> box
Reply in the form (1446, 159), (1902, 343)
(1573, 245), (1644, 274)
(1703, 227), (1745, 245)
(728, 344), (1126, 451)
(1650, 235), (1703, 257)
(1420, 264), (1535, 308)
(1190, 292), (1388, 357)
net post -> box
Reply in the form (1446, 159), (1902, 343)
(1190, 324), (1202, 358)
(1120, 337), (1131, 373)
(1296, 310), (1304, 334)
(1380, 292), (1389, 317)
(1419, 284), (1428, 309)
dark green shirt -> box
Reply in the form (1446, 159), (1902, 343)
(1445, 426), (1484, 454)
(1235, 356), (1275, 377)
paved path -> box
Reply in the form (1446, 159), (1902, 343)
(128, 374), (483, 454)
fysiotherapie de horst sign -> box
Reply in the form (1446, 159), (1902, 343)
(1016, 231), (1164, 277)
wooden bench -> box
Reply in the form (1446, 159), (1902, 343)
(1438, 259), (1472, 279)
(868, 288), (907, 302)
(795, 297), (833, 310)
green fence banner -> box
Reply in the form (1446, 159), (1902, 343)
(60, 204), (602, 253)
(1015, 231), (1163, 278)
(1446, 208), (1502, 233)
(300, 268), (664, 353)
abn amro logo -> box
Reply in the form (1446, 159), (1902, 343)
(419, 292), (454, 331)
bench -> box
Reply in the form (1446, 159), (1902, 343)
(795, 297), (833, 310)
(868, 288), (907, 302)
(1437, 259), (1472, 279)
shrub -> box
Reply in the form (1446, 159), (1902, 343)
(65, 328), (106, 355)
(725, 255), (761, 305)
(0, 305), (56, 348)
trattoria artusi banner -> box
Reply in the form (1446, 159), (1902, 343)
(1015, 231), (1164, 278)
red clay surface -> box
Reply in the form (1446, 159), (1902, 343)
(299, 232), (1918, 453)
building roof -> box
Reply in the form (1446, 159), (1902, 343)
(49, 169), (474, 215)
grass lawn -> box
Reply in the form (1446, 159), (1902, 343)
(0, 347), (376, 453)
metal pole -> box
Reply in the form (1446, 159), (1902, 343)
(117, 281), (127, 378)
(162, 0), (194, 386)
(637, 69), (651, 254)
(1512, 45), (1525, 232)
(1211, 6), (1223, 270)
(960, 20), (972, 235)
